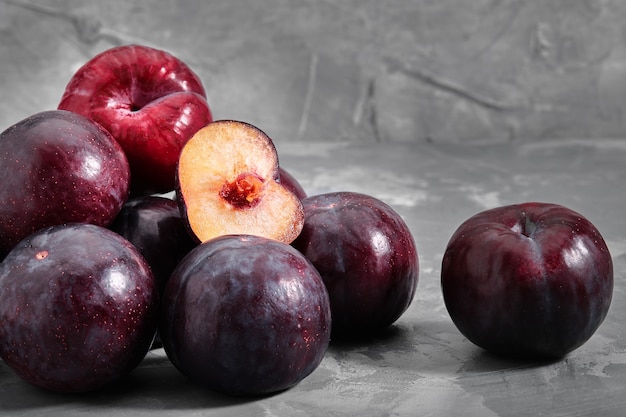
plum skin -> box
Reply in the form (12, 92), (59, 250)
(278, 166), (307, 200)
(291, 191), (419, 337)
(159, 234), (331, 396)
(109, 195), (197, 292)
(58, 44), (212, 195)
(441, 202), (614, 359)
(0, 110), (130, 257)
(0, 223), (159, 393)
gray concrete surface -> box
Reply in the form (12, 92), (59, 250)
(2, 139), (626, 416)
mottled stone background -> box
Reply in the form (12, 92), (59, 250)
(2, 0), (625, 145)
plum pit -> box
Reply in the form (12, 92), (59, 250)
(220, 173), (264, 209)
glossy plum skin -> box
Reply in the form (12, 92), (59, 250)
(0, 110), (130, 258)
(58, 44), (212, 195)
(441, 202), (613, 359)
(292, 191), (419, 337)
(278, 166), (307, 200)
(0, 223), (159, 393)
(160, 234), (331, 396)
(109, 195), (197, 292)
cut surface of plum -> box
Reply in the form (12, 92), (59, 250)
(176, 120), (304, 244)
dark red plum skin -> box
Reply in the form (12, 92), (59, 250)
(0, 110), (130, 258)
(58, 44), (212, 195)
(291, 191), (419, 337)
(159, 234), (331, 396)
(109, 195), (197, 292)
(278, 166), (307, 200)
(0, 223), (159, 393)
(441, 202), (614, 359)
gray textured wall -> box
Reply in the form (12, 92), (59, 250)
(2, 0), (625, 144)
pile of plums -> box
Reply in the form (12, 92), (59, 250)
(0, 45), (613, 397)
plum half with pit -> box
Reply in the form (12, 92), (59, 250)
(0, 223), (159, 393)
(176, 120), (304, 244)
(292, 191), (419, 338)
(159, 234), (331, 396)
(0, 110), (130, 258)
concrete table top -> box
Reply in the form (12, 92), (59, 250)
(1, 139), (626, 416)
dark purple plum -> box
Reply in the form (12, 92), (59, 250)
(0, 223), (159, 393)
(0, 110), (130, 257)
(159, 234), (331, 396)
(291, 191), (419, 338)
(441, 202), (613, 359)
(278, 166), (307, 200)
(109, 195), (197, 291)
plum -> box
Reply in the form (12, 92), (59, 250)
(109, 195), (197, 292)
(159, 234), (331, 396)
(292, 191), (419, 337)
(0, 223), (159, 393)
(0, 110), (130, 258)
(58, 44), (212, 195)
(441, 202), (614, 358)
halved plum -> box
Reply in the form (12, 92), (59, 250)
(176, 120), (304, 244)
